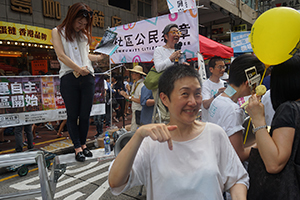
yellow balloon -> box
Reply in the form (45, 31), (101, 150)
(249, 7), (300, 66)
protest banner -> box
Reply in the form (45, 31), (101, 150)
(110, 8), (199, 64)
(167, 0), (197, 13)
(231, 31), (253, 53)
(0, 74), (105, 127)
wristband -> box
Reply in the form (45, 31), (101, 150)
(253, 125), (267, 134)
(213, 94), (217, 98)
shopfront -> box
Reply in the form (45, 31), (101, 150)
(0, 21), (104, 76)
(0, 21), (57, 75)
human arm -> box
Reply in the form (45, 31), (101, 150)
(202, 87), (226, 109)
(246, 94), (295, 173)
(146, 99), (155, 107)
(120, 90), (141, 104)
(153, 47), (181, 72)
(229, 130), (252, 162)
(108, 124), (177, 188)
(230, 183), (247, 200)
(88, 54), (105, 63)
(140, 86), (154, 107)
(51, 28), (89, 76)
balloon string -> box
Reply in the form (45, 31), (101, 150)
(244, 66), (267, 144)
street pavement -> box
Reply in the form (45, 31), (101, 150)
(0, 113), (144, 199)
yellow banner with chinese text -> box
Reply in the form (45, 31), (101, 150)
(0, 21), (52, 45)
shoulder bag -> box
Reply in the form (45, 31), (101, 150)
(144, 66), (164, 90)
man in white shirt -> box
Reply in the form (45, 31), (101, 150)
(208, 54), (265, 162)
(201, 56), (226, 122)
(120, 65), (146, 132)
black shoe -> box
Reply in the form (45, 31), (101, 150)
(83, 148), (93, 157)
(94, 133), (102, 138)
(75, 151), (85, 162)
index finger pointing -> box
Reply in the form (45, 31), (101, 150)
(167, 139), (173, 151)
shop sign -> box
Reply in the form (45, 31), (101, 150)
(0, 21), (52, 45)
(43, 0), (61, 20)
(111, 16), (122, 27)
(31, 60), (48, 75)
(11, 0), (32, 14)
(93, 10), (105, 28)
(0, 74), (105, 127)
(231, 31), (253, 53)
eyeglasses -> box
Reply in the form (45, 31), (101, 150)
(215, 65), (226, 70)
(168, 30), (182, 36)
(80, 9), (93, 19)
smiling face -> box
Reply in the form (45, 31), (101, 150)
(73, 17), (88, 33)
(165, 27), (181, 47)
(161, 76), (202, 125)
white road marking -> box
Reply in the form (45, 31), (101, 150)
(64, 191), (85, 200)
(86, 180), (110, 200)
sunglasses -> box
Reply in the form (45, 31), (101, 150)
(168, 30), (182, 36)
(80, 9), (93, 19)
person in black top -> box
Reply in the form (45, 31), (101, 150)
(246, 55), (300, 199)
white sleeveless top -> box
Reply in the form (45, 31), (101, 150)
(55, 28), (94, 78)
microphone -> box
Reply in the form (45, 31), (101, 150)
(174, 42), (182, 51)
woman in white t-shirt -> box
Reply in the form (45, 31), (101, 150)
(51, 2), (104, 162)
(108, 64), (248, 200)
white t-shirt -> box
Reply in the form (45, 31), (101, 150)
(110, 123), (249, 200)
(261, 90), (275, 126)
(153, 46), (174, 72)
(131, 78), (144, 111)
(201, 79), (226, 122)
(208, 95), (245, 137)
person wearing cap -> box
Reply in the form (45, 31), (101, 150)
(201, 56), (227, 122)
(120, 65), (146, 132)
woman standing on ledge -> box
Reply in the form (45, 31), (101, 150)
(51, 2), (104, 162)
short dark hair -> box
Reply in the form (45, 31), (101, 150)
(270, 55), (300, 110)
(208, 56), (224, 69)
(228, 54), (264, 87)
(159, 64), (201, 100)
(162, 23), (178, 43)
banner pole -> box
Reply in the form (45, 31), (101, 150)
(109, 56), (113, 129)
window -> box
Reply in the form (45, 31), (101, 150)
(109, 0), (130, 11)
(138, 0), (152, 18)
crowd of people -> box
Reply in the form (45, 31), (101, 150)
(108, 22), (300, 200)
(1, 3), (300, 199)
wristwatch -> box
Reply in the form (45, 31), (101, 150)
(129, 96), (132, 100)
(253, 125), (267, 134)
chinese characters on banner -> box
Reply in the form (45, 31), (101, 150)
(167, 0), (197, 13)
(0, 21), (52, 45)
(0, 74), (105, 127)
(110, 8), (199, 64)
(231, 31), (253, 53)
